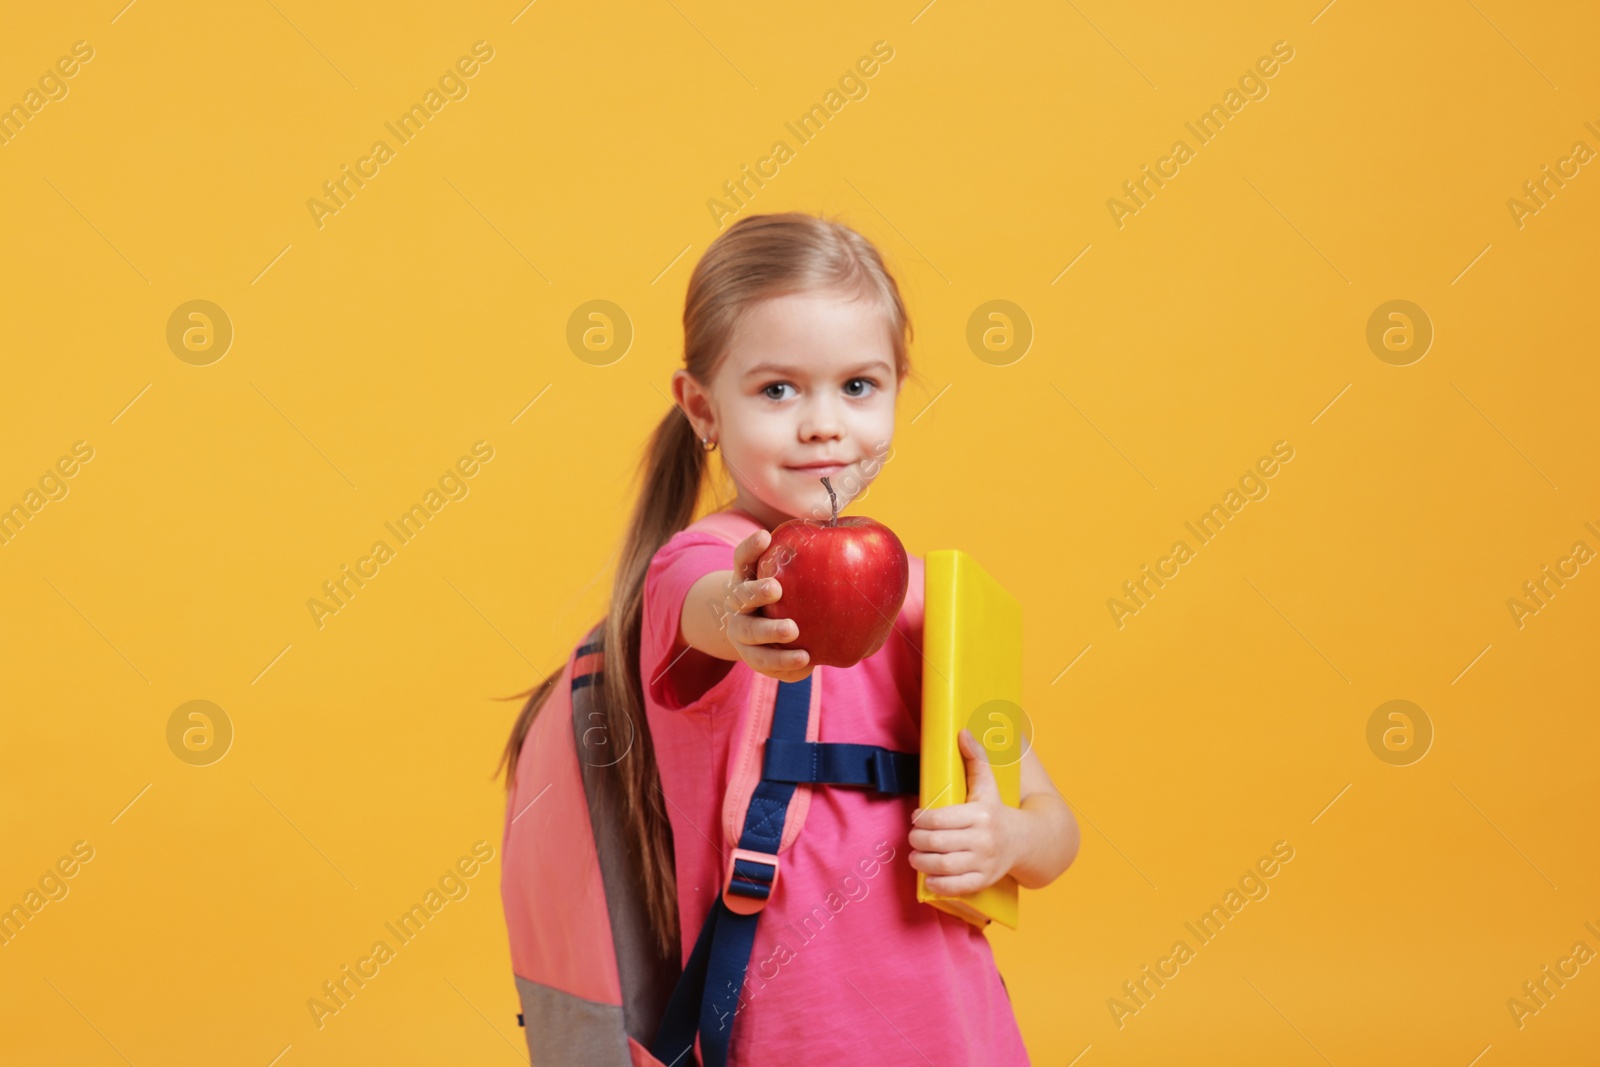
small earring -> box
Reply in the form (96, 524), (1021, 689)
(702, 435), (718, 452)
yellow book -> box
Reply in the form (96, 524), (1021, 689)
(917, 549), (1023, 930)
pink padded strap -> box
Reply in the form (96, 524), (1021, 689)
(721, 670), (821, 854)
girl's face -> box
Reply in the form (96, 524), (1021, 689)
(673, 289), (901, 530)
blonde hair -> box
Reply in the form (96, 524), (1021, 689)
(497, 211), (914, 957)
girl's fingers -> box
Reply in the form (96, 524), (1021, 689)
(728, 613), (798, 647)
(726, 577), (781, 616)
(924, 872), (985, 897)
(911, 804), (972, 831)
(909, 850), (979, 876)
(733, 529), (770, 580)
(908, 827), (977, 855)
(739, 644), (808, 674)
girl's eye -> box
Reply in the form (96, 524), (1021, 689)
(762, 379), (878, 400)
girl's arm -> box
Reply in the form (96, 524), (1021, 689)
(1004, 743), (1081, 889)
(908, 729), (1081, 894)
(679, 527), (813, 683)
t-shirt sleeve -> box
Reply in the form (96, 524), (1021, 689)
(642, 533), (740, 712)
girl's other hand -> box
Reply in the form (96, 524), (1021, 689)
(725, 528), (812, 682)
(907, 729), (1020, 896)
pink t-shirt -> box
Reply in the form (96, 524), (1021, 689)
(642, 512), (1031, 1065)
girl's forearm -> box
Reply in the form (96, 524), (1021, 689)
(1003, 793), (1081, 890)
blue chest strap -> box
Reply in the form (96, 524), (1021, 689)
(761, 737), (921, 795)
(650, 676), (919, 1067)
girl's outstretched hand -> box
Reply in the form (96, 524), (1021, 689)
(723, 528), (812, 683)
(907, 729), (1020, 896)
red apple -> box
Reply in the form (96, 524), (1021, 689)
(755, 477), (909, 669)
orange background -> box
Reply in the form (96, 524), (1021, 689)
(1, 1), (1596, 1063)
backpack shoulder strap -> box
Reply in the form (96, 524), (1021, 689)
(721, 671), (819, 858)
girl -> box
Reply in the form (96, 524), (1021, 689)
(501, 212), (1079, 1064)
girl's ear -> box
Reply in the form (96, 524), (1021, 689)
(671, 369), (714, 439)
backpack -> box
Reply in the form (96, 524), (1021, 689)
(500, 509), (923, 1066)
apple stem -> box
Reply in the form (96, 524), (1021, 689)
(821, 476), (838, 527)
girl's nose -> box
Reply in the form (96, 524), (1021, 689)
(795, 388), (847, 438)
(798, 404), (844, 442)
